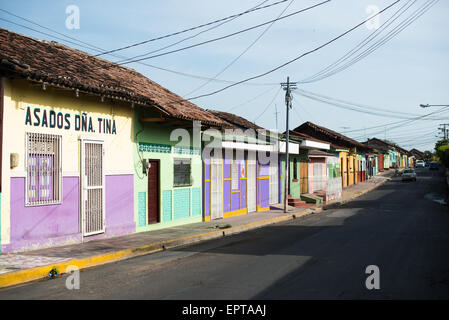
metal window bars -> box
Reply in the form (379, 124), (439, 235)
(26, 132), (62, 206)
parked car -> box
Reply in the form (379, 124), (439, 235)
(402, 169), (417, 182)
(425, 161), (430, 167)
(415, 160), (425, 167)
(429, 161), (439, 170)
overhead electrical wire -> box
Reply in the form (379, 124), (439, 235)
(113, 0), (272, 65)
(112, 0), (332, 66)
(0, 8), (276, 87)
(347, 107), (449, 138)
(353, 127), (436, 140)
(321, 0), (439, 81)
(182, 0), (399, 102)
(299, 0), (418, 83)
(95, 0), (290, 57)
(300, 0), (438, 83)
(293, 89), (448, 120)
(254, 86), (282, 122)
(223, 85), (279, 112)
(184, 0), (296, 96)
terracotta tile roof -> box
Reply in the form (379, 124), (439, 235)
(208, 110), (264, 131)
(0, 28), (227, 127)
(293, 121), (369, 150)
(364, 138), (397, 151)
(409, 148), (424, 158)
(285, 130), (329, 145)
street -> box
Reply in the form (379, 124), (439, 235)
(1, 167), (448, 300)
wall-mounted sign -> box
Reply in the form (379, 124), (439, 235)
(25, 106), (117, 134)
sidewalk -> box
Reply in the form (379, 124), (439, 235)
(0, 169), (395, 288)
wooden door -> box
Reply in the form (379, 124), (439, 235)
(300, 161), (308, 194)
(147, 160), (160, 224)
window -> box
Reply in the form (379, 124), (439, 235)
(174, 158), (191, 187)
(26, 132), (62, 205)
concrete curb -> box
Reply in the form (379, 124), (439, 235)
(0, 174), (393, 289)
(0, 208), (317, 289)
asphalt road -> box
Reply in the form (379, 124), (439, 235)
(1, 167), (449, 300)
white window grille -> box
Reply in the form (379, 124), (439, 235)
(26, 132), (62, 206)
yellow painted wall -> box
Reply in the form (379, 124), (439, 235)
(1, 79), (134, 245)
(339, 151), (357, 188)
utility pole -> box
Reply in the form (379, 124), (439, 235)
(280, 77), (297, 213)
(438, 124), (449, 141)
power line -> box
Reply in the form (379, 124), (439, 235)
(254, 86), (282, 122)
(352, 107), (449, 138)
(113, 1), (331, 66)
(294, 89), (448, 120)
(293, 90), (448, 121)
(222, 85), (279, 112)
(184, 0), (295, 96)
(0, 9), (278, 87)
(299, 0), (418, 83)
(113, 0), (272, 65)
(183, 0), (399, 102)
(300, 0), (438, 83)
(0, 8), (104, 52)
(338, 106), (449, 139)
(95, 0), (289, 57)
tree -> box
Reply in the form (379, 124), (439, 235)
(423, 150), (433, 162)
(434, 139), (449, 167)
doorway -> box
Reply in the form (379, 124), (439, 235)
(147, 160), (160, 224)
(81, 139), (105, 236)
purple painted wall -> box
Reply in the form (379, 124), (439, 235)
(224, 157), (231, 179)
(223, 180), (231, 212)
(259, 179), (270, 208)
(240, 179), (247, 209)
(258, 161), (270, 209)
(231, 192), (240, 211)
(5, 177), (80, 252)
(204, 181), (210, 218)
(104, 175), (135, 235)
(3, 174), (135, 253)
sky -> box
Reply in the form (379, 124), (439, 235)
(1, 0), (448, 152)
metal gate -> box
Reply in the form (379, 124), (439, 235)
(247, 157), (257, 212)
(210, 157), (223, 220)
(81, 139), (105, 236)
(269, 160), (278, 204)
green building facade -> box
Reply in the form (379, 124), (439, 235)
(133, 107), (203, 232)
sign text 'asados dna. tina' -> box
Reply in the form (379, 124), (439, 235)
(24, 106), (117, 134)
